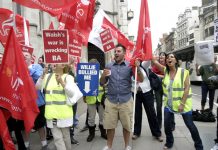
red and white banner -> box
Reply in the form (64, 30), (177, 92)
(68, 30), (82, 57)
(89, 9), (134, 51)
(100, 28), (115, 52)
(102, 18), (134, 51)
(0, 28), (39, 133)
(20, 44), (34, 55)
(59, 0), (95, 45)
(133, 0), (152, 60)
(43, 30), (69, 64)
(0, 8), (30, 47)
(13, 0), (77, 16)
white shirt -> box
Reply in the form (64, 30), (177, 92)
(132, 67), (151, 93)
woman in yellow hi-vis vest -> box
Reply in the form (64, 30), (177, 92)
(36, 64), (82, 150)
(152, 53), (203, 150)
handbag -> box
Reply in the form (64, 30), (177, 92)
(144, 68), (162, 91)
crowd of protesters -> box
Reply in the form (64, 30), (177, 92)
(2, 43), (218, 150)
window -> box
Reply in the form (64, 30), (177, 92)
(209, 26), (214, 36)
(205, 29), (208, 37)
(205, 14), (214, 25)
(189, 33), (194, 39)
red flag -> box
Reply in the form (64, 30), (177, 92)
(133, 0), (152, 60)
(0, 109), (16, 150)
(0, 8), (30, 47)
(0, 28), (39, 133)
(59, 0), (95, 45)
(12, 0), (77, 16)
(49, 21), (54, 29)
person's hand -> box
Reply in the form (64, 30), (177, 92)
(135, 59), (141, 67)
(55, 73), (63, 85)
(178, 104), (185, 113)
(102, 69), (111, 77)
(208, 75), (218, 81)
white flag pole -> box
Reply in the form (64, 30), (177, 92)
(132, 66), (137, 133)
(12, 2), (17, 31)
(23, 18), (30, 46)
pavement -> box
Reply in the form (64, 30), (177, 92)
(26, 92), (217, 150)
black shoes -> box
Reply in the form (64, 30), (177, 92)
(71, 137), (79, 145)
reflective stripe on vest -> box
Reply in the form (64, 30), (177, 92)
(45, 90), (65, 94)
(162, 68), (192, 112)
(44, 73), (73, 119)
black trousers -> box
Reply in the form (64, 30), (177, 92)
(133, 91), (161, 137)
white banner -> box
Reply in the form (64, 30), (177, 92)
(194, 40), (214, 65)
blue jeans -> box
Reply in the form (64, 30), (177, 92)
(201, 82), (215, 110)
(133, 90), (161, 137)
(164, 109), (203, 150)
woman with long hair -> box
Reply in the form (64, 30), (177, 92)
(152, 53), (203, 150)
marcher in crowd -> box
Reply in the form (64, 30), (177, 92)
(132, 60), (163, 142)
(100, 44), (144, 150)
(152, 52), (203, 150)
(38, 56), (45, 68)
(22, 51), (48, 150)
(36, 64), (76, 150)
(83, 58), (107, 142)
(67, 55), (80, 145)
(196, 56), (218, 111)
(151, 52), (166, 129)
(208, 75), (218, 150)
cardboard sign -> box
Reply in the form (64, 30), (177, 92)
(20, 44), (34, 55)
(43, 30), (69, 64)
(76, 63), (99, 96)
(100, 28), (115, 52)
(194, 40), (214, 65)
(68, 31), (82, 57)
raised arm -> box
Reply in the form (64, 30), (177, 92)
(151, 55), (165, 74)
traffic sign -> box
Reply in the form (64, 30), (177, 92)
(76, 63), (100, 96)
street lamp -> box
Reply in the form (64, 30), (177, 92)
(127, 9), (134, 20)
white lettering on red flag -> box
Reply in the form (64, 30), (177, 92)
(0, 8), (30, 47)
(13, 0), (77, 16)
(0, 28), (39, 133)
(59, 0), (95, 45)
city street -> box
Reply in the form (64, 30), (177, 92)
(25, 84), (217, 150)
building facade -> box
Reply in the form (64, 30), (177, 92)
(0, 0), (130, 66)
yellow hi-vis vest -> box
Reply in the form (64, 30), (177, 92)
(86, 85), (104, 104)
(43, 73), (73, 120)
(162, 68), (192, 112)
